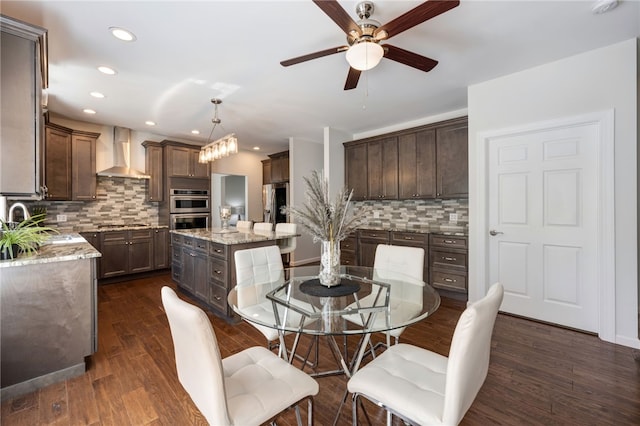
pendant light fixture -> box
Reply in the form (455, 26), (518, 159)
(199, 98), (239, 163)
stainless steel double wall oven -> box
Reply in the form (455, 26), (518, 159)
(169, 188), (209, 229)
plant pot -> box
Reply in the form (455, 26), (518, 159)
(0, 244), (19, 260)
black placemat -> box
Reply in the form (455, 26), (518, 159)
(299, 278), (361, 297)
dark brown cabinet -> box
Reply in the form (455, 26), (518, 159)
(44, 123), (99, 201)
(344, 142), (368, 200)
(269, 151), (289, 183)
(143, 141), (163, 201)
(182, 239), (209, 301)
(99, 229), (153, 279)
(436, 121), (468, 198)
(340, 234), (357, 266)
(429, 234), (468, 293)
(166, 145), (209, 178)
(44, 124), (71, 200)
(261, 159), (272, 184)
(357, 229), (389, 267)
(344, 117), (468, 200)
(367, 137), (398, 200)
(153, 228), (169, 269)
(398, 130), (436, 199)
(390, 231), (429, 282)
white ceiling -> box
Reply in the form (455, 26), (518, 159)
(2, 1), (638, 155)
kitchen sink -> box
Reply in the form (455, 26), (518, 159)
(46, 235), (87, 244)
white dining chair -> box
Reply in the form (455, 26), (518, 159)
(235, 220), (252, 231)
(233, 245), (286, 352)
(161, 286), (319, 426)
(275, 222), (297, 266)
(348, 282), (504, 426)
(253, 222), (273, 234)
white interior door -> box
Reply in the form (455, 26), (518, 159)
(488, 122), (599, 332)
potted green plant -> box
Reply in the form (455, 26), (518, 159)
(0, 213), (57, 260)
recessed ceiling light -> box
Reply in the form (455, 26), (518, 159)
(145, 121), (156, 126)
(98, 66), (117, 75)
(592, 0), (618, 14)
(191, 130), (200, 135)
(253, 146), (261, 151)
(90, 91), (105, 98)
(83, 109), (97, 115)
(109, 27), (137, 42)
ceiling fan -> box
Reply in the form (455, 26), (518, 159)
(280, 0), (460, 90)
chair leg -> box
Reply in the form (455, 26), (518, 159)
(307, 396), (314, 426)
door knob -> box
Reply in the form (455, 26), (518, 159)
(489, 230), (504, 236)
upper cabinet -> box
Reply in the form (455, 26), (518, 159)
(344, 117), (468, 200)
(261, 159), (272, 185)
(398, 130), (436, 199)
(435, 120), (469, 198)
(165, 144), (209, 179)
(142, 141), (163, 202)
(44, 122), (99, 201)
(269, 151), (289, 183)
(0, 16), (48, 198)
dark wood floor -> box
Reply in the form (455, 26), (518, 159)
(2, 272), (639, 425)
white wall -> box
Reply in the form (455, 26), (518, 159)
(210, 151), (265, 223)
(468, 38), (639, 347)
(324, 127), (350, 198)
(289, 137), (323, 265)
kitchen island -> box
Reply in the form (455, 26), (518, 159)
(0, 234), (101, 400)
(170, 228), (298, 321)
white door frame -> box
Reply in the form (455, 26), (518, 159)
(471, 110), (615, 343)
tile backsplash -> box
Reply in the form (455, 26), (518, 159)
(353, 198), (468, 230)
(13, 177), (160, 233)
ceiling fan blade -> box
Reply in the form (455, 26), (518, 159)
(312, 0), (361, 36)
(383, 44), (438, 73)
(280, 46), (347, 67)
(375, 0), (460, 40)
(344, 67), (361, 90)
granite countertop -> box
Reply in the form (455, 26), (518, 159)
(358, 224), (468, 236)
(0, 233), (102, 268)
(171, 228), (300, 245)
(80, 224), (169, 233)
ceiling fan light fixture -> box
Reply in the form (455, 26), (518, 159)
(346, 41), (384, 71)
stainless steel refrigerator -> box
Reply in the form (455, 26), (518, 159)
(262, 182), (289, 224)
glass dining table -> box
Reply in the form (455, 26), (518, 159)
(227, 265), (441, 379)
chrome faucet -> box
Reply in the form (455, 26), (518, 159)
(8, 202), (30, 223)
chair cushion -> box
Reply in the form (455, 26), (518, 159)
(223, 346), (319, 425)
(348, 343), (448, 425)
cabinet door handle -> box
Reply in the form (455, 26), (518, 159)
(444, 278), (457, 283)
(444, 239), (455, 244)
(444, 256), (456, 261)
(404, 236), (414, 240)
(189, 252), (196, 257)
(213, 270), (222, 274)
(214, 249), (222, 254)
(213, 296), (222, 301)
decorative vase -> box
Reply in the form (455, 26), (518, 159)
(319, 240), (341, 287)
(220, 205), (231, 230)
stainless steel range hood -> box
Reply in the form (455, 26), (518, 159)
(97, 127), (150, 179)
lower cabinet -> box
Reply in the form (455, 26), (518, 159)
(171, 234), (274, 321)
(340, 233), (357, 266)
(390, 231), (429, 282)
(81, 228), (169, 280)
(429, 234), (468, 293)
(357, 229), (389, 267)
(100, 230), (153, 278)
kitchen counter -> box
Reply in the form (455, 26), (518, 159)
(357, 223), (468, 236)
(0, 233), (101, 268)
(170, 228), (299, 245)
(80, 223), (169, 233)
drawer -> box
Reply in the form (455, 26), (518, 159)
(210, 242), (227, 259)
(430, 235), (467, 249)
(431, 250), (467, 270)
(391, 231), (428, 246)
(341, 251), (356, 266)
(209, 283), (227, 312)
(182, 236), (194, 249)
(210, 258), (227, 284)
(431, 270), (467, 292)
(171, 265), (181, 282)
(358, 229), (389, 242)
(194, 238), (208, 252)
(130, 229), (152, 239)
(171, 233), (183, 245)
(101, 230), (127, 242)
(341, 236), (357, 252)
(171, 247), (182, 265)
